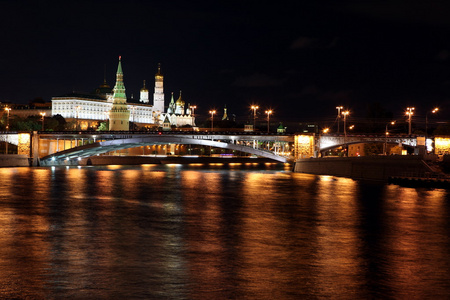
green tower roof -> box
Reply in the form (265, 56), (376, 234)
(113, 56), (127, 100)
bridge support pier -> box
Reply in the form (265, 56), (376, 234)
(30, 132), (40, 166)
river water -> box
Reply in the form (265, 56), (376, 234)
(1, 163), (450, 299)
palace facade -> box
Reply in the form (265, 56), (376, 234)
(51, 57), (195, 130)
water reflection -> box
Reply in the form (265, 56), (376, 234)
(0, 165), (449, 299)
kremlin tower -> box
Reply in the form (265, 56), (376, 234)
(153, 63), (165, 113)
(109, 56), (130, 131)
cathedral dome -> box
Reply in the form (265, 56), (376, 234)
(176, 91), (185, 106)
(140, 80), (148, 92)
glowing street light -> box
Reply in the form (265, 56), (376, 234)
(251, 105), (259, 131)
(426, 107), (439, 137)
(384, 121), (395, 155)
(4, 107), (11, 131)
(40, 112), (46, 131)
(323, 128), (329, 134)
(342, 110), (349, 137)
(75, 105), (82, 131)
(4, 107), (11, 155)
(209, 110), (216, 131)
(336, 106), (343, 133)
(190, 105), (197, 117)
(406, 107), (415, 135)
(265, 109), (273, 133)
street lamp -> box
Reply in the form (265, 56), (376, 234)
(4, 107), (11, 155)
(342, 110), (349, 137)
(342, 110), (349, 156)
(75, 105), (82, 130)
(265, 109), (273, 133)
(336, 106), (343, 133)
(406, 107), (415, 135)
(251, 105), (259, 131)
(426, 107), (439, 137)
(4, 107), (11, 131)
(190, 105), (197, 117)
(384, 121), (395, 155)
(209, 110), (216, 131)
(40, 112), (46, 131)
(130, 106), (136, 131)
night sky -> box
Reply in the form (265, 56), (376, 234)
(3, 1), (450, 125)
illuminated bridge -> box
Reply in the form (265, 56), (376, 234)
(0, 131), (294, 165)
(2, 131), (447, 166)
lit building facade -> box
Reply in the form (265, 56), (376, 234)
(51, 58), (195, 130)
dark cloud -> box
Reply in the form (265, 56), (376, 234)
(338, 1), (450, 26)
(233, 73), (284, 88)
(2, 1), (450, 121)
(436, 50), (449, 61)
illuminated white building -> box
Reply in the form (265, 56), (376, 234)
(51, 58), (195, 130)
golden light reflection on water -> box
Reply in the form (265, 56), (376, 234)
(1, 166), (450, 298)
(181, 170), (225, 296)
(379, 185), (450, 298)
(313, 176), (364, 297)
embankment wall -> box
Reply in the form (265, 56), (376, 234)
(294, 156), (433, 180)
(0, 155), (30, 167)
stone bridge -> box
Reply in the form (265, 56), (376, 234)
(0, 131), (294, 165)
(40, 135), (292, 164)
(0, 131), (436, 166)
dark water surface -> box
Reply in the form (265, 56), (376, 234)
(1, 164), (450, 299)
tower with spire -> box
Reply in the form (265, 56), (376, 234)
(109, 56), (130, 131)
(167, 92), (175, 114)
(222, 105), (229, 120)
(153, 63), (165, 113)
(139, 80), (149, 103)
(175, 91), (185, 115)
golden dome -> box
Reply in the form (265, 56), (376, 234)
(140, 80), (148, 92)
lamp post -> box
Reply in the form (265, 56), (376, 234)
(209, 110), (216, 131)
(130, 106), (136, 131)
(336, 106), (343, 133)
(406, 107), (415, 135)
(384, 121), (395, 155)
(4, 107), (11, 155)
(40, 112), (46, 131)
(342, 110), (349, 137)
(265, 110), (272, 133)
(251, 105), (259, 131)
(75, 105), (82, 131)
(342, 110), (349, 156)
(190, 105), (197, 117)
(426, 107), (439, 137)
(4, 107), (11, 131)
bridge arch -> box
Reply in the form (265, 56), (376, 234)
(319, 140), (416, 152)
(40, 135), (288, 164)
(318, 135), (417, 150)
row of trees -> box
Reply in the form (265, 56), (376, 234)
(0, 114), (68, 131)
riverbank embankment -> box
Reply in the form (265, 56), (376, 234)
(0, 155), (30, 167)
(293, 156), (435, 181)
